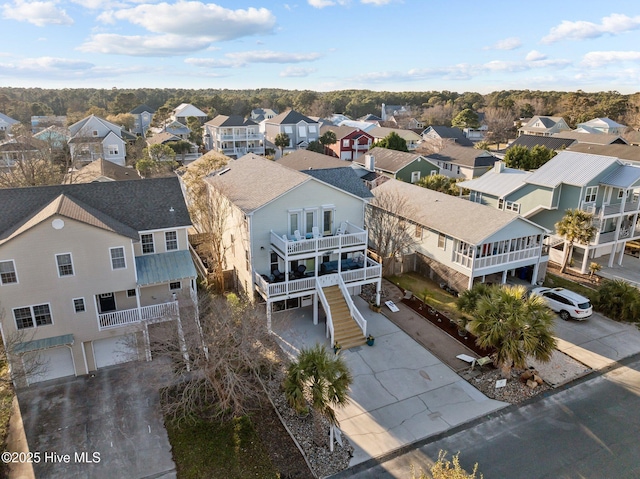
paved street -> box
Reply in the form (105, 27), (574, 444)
(333, 355), (640, 479)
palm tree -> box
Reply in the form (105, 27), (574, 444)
(319, 130), (337, 154)
(283, 344), (352, 450)
(466, 284), (556, 378)
(595, 279), (640, 322)
(274, 132), (290, 157)
(555, 209), (598, 273)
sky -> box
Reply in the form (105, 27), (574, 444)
(1, 0), (640, 93)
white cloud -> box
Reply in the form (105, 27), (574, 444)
(0, 57), (93, 75)
(542, 13), (640, 44)
(186, 50), (322, 68)
(581, 50), (640, 67)
(280, 66), (316, 77)
(308, 0), (336, 7)
(105, 2), (276, 40)
(360, 0), (395, 5)
(2, 0), (73, 26)
(525, 50), (547, 61)
(484, 37), (521, 51)
(78, 34), (213, 56)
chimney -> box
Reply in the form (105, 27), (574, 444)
(365, 154), (375, 172)
(494, 161), (505, 173)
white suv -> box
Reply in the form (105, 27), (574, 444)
(530, 287), (593, 320)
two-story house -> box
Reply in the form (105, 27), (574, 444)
(130, 105), (155, 136)
(421, 126), (474, 148)
(426, 144), (498, 180)
(354, 147), (439, 184)
(68, 115), (127, 166)
(202, 115), (265, 158)
(460, 152), (640, 273)
(0, 178), (198, 385)
(197, 154), (382, 349)
(576, 118), (627, 136)
(319, 125), (373, 160)
(264, 110), (319, 154)
(171, 103), (208, 126)
(368, 126), (422, 151)
(518, 116), (571, 137)
(371, 179), (549, 291)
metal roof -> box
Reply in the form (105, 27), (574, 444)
(135, 250), (197, 286)
(458, 165), (531, 197)
(526, 151), (621, 187)
(599, 165), (640, 188)
(15, 334), (74, 353)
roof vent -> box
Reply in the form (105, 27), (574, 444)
(169, 206), (175, 212)
(218, 167), (231, 175)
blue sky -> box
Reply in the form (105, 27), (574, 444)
(1, 0), (640, 93)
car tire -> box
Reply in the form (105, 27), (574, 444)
(559, 310), (571, 321)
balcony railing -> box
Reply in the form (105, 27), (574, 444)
(98, 301), (178, 330)
(581, 201), (640, 218)
(270, 222), (367, 256)
(597, 226), (640, 244)
(254, 258), (381, 299)
(453, 247), (540, 270)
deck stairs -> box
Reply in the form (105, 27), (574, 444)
(322, 285), (366, 349)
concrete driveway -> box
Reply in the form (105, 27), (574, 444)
(552, 311), (640, 370)
(16, 360), (175, 479)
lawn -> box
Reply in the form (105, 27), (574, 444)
(166, 414), (280, 479)
(543, 273), (598, 300)
(386, 272), (463, 320)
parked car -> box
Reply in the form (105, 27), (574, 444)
(530, 287), (593, 320)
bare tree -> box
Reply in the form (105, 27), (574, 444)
(365, 189), (419, 259)
(149, 293), (281, 423)
(483, 107), (516, 148)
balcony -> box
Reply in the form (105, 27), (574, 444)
(581, 201), (640, 218)
(270, 222), (367, 257)
(597, 226), (640, 244)
(254, 257), (381, 299)
(453, 247), (541, 270)
(98, 301), (178, 330)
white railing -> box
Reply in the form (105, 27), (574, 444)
(315, 281), (334, 348)
(254, 271), (317, 298)
(474, 248), (539, 269)
(336, 275), (366, 337)
(98, 301), (178, 330)
(270, 223), (367, 256)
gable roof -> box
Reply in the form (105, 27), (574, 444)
(552, 131), (627, 145)
(526, 151), (621, 188)
(275, 149), (351, 170)
(68, 115), (122, 138)
(304, 167), (373, 199)
(204, 153), (310, 213)
(599, 164), (640, 189)
(69, 158), (139, 183)
(266, 109), (317, 125)
(164, 120), (190, 135)
(422, 126), (473, 146)
(172, 103), (207, 118)
(566, 143), (640, 164)
(353, 147), (424, 173)
(578, 117), (626, 129)
(147, 131), (181, 145)
(427, 144), (497, 168)
(130, 104), (155, 115)
(458, 164), (532, 197)
(0, 112), (19, 125)
(508, 135), (576, 151)
(521, 116), (567, 129)
(0, 177), (190, 244)
(368, 126), (422, 142)
(372, 179), (541, 244)
(320, 124), (359, 139)
(205, 115), (257, 128)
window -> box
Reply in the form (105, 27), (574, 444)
(308, 125), (317, 133)
(92, 130), (99, 137)
(284, 126), (293, 134)
(618, 189), (625, 199)
(322, 209), (334, 236)
(505, 201), (520, 213)
(415, 224), (423, 238)
(169, 281), (181, 290)
(14, 304), (52, 329)
(498, 198), (504, 210)
(430, 170), (437, 176)
(298, 126), (307, 137)
(584, 186), (598, 203)
(305, 209), (317, 235)
(165, 231), (178, 251)
(73, 298), (85, 313)
(289, 211), (301, 236)
(343, 139), (350, 147)
(438, 233), (446, 249)
(108, 145), (119, 155)
(270, 252), (279, 273)
(127, 289), (136, 297)
(110, 247), (126, 269)
(56, 253), (74, 277)
(411, 171), (420, 183)
(0, 260), (17, 284)
(141, 234), (155, 254)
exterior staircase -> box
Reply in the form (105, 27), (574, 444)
(322, 285), (366, 349)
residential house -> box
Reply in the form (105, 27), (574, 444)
(264, 110), (319, 154)
(460, 152), (640, 272)
(463, 112), (487, 142)
(380, 103), (410, 122)
(33, 125), (70, 150)
(368, 126), (422, 151)
(553, 131), (627, 146)
(67, 158), (140, 183)
(507, 135), (576, 152)
(518, 116), (571, 137)
(250, 108), (278, 122)
(353, 147), (439, 183)
(0, 177), (198, 386)
(0, 137), (40, 168)
(197, 154), (381, 348)
(338, 120), (377, 131)
(147, 131), (201, 164)
(371, 179), (549, 291)
(567, 143), (640, 165)
(275, 149), (354, 170)
(319, 125), (373, 160)
(421, 126), (474, 148)
(68, 115), (127, 166)
(130, 105), (155, 136)
(202, 115), (265, 158)
(0, 112), (19, 136)
(171, 103), (208, 126)
(31, 116), (67, 134)
(623, 130), (640, 146)
(426, 144), (498, 180)
(576, 118), (627, 136)
(163, 120), (191, 140)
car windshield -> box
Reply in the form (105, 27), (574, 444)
(577, 301), (591, 309)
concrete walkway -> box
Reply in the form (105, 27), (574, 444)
(271, 296), (507, 467)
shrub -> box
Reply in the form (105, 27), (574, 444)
(594, 280), (640, 322)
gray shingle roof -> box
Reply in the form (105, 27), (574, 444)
(553, 131), (626, 145)
(266, 110), (317, 125)
(427, 144), (497, 167)
(508, 135), (576, 151)
(526, 151), (621, 187)
(304, 168), (373, 199)
(0, 177), (191, 242)
(422, 126), (473, 146)
(275, 150), (350, 170)
(353, 147), (424, 173)
(130, 104), (155, 114)
(372, 179), (539, 244)
(567, 143), (640, 163)
(368, 126), (422, 142)
(205, 115), (257, 127)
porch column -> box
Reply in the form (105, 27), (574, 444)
(580, 247), (589, 274)
(143, 323), (152, 361)
(501, 270), (508, 284)
(135, 286), (143, 321)
(266, 301), (272, 331)
(375, 279), (381, 306)
(313, 293), (318, 325)
(467, 274), (474, 290)
(176, 316), (190, 371)
(618, 244), (625, 266)
(531, 262), (539, 285)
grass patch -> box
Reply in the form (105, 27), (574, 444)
(543, 273), (597, 300)
(387, 272), (463, 320)
(0, 348), (15, 479)
(166, 414), (279, 479)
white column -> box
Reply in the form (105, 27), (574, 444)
(501, 270), (508, 284)
(580, 246), (589, 274)
(143, 323), (152, 361)
(267, 301), (272, 331)
(313, 294), (318, 325)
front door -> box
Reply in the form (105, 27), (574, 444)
(98, 293), (116, 313)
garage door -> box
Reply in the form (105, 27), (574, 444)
(93, 335), (137, 369)
(24, 347), (75, 385)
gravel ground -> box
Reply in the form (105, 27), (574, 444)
(469, 367), (551, 403)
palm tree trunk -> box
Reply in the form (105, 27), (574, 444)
(312, 409), (325, 446)
(560, 241), (573, 273)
